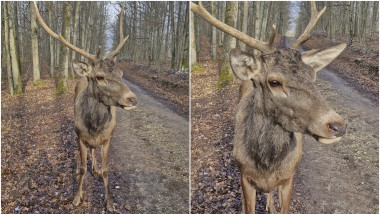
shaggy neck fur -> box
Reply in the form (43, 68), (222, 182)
(239, 82), (296, 172)
(80, 77), (112, 134)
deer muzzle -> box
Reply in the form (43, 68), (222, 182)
(121, 92), (138, 110)
(309, 110), (347, 144)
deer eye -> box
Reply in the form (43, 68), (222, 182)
(269, 80), (281, 87)
(96, 75), (105, 81)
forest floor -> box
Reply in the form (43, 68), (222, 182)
(1, 61), (189, 213)
(191, 34), (379, 213)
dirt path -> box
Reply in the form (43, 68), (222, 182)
(110, 79), (189, 213)
(286, 38), (379, 213)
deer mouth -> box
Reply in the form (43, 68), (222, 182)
(313, 135), (341, 144)
(312, 123), (346, 144)
(123, 106), (136, 111)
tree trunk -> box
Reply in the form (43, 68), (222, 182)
(239, 1), (249, 51)
(70, 1), (80, 78)
(371, 2), (379, 38)
(180, 2), (189, 72)
(218, 1), (238, 88)
(348, 1), (355, 45)
(211, 1), (217, 60)
(170, 2), (176, 69)
(253, 2), (263, 55)
(48, 2), (54, 77)
(3, 2), (14, 95)
(30, 1), (41, 85)
(163, 3), (170, 60)
(57, 1), (71, 95)
(7, 2), (22, 94)
(190, 10), (197, 67)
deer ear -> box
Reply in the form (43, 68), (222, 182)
(114, 68), (123, 78)
(301, 43), (346, 72)
(230, 48), (262, 81)
(72, 60), (92, 76)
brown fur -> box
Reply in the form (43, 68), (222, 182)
(72, 59), (137, 211)
(230, 48), (346, 214)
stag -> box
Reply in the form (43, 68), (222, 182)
(33, 3), (137, 211)
(191, 2), (347, 214)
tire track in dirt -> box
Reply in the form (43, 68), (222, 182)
(109, 79), (189, 213)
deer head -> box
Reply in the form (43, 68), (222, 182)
(191, 2), (347, 144)
(33, 2), (137, 110)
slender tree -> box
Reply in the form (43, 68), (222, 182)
(56, 2), (71, 95)
(30, 1), (42, 85)
(211, 1), (217, 60)
(190, 10), (197, 67)
(3, 2), (14, 95)
(218, 1), (238, 88)
(6, 2), (23, 94)
(239, 1), (249, 51)
(70, 1), (80, 78)
(48, 2), (54, 77)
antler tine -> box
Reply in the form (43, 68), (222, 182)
(191, 2), (276, 54)
(106, 4), (129, 60)
(290, 2), (326, 50)
(268, 25), (276, 49)
(33, 2), (99, 62)
(96, 46), (101, 58)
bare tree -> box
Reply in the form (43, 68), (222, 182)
(56, 2), (71, 95)
(30, 1), (41, 85)
(190, 10), (197, 67)
(3, 2), (14, 95)
(70, 1), (80, 78)
(6, 1), (22, 94)
(211, 1), (217, 60)
(217, 1), (238, 87)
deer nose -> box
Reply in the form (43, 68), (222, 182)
(128, 97), (138, 106)
(328, 123), (347, 137)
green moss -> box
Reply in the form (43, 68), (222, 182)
(33, 79), (46, 86)
(191, 62), (205, 73)
(55, 78), (67, 96)
(216, 59), (233, 88)
(14, 84), (23, 95)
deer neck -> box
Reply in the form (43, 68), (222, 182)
(80, 78), (113, 134)
(236, 85), (297, 172)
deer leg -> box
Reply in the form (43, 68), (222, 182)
(279, 177), (294, 214)
(265, 192), (277, 214)
(241, 174), (256, 214)
(75, 146), (80, 174)
(90, 148), (101, 175)
(73, 138), (87, 206)
(101, 140), (114, 212)
(278, 186), (283, 209)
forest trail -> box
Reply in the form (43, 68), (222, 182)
(285, 38), (379, 213)
(109, 79), (189, 213)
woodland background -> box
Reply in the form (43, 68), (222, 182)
(1, 1), (189, 96)
(191, 1), (379, 213)
(191, 1), (379, 89)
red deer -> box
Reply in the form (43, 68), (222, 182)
(33, 3), (137, 211)
(191, 2), (347, 213)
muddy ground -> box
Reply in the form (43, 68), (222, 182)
(191, 34), (378, 213)
(1, 62), (189, 213)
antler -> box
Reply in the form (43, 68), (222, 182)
(33, 2), (99, 62)
(191, 2), (276, 54)
(290, 2), (326, 50)
(106, 4), (129, 60)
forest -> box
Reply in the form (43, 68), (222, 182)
(2, 1), (189, 96)
(2, 2), (190, 213)
(191, 1), (378, 87)
(191, 1), (378, 213)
